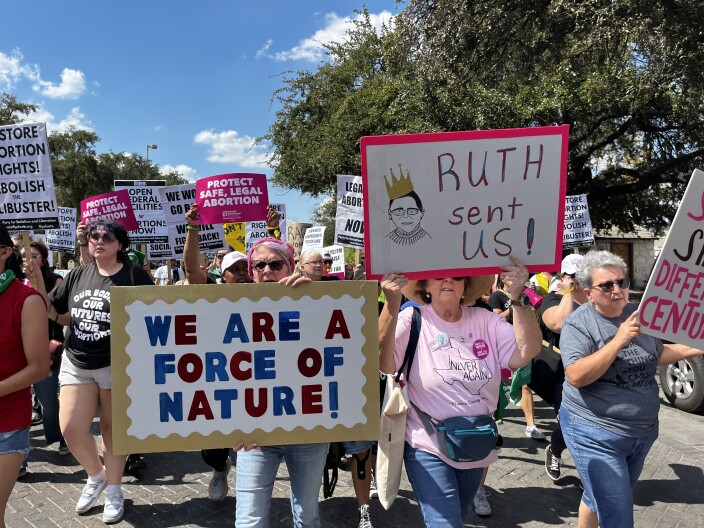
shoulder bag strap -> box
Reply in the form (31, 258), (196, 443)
(129, 264), (136, 286)
(395, 306), (421, 382)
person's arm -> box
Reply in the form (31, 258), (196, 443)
(659, 343), (704, 365)
(501, 257), (543, 370)
(265, 206), (282, 239)
(183, 205), (208, 284)
(541, 292), (576, 333)
(0, 295), (50, 398)
(379, 273), (408, 374)
(76, 222), (91, 266)
(564, 310), (640, 387)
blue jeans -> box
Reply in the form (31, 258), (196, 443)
(33, 368), (64, 445)
(560, 406), (658, 528)
(403, 443), (484, 528)
(235, 443), (329, 528)
(0, 427), (30, 456)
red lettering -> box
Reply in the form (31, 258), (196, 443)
(178, 353), (203, 383)
(174, 314), (197, 345)
(298, 348), (322, 377)
(188, 390), (214, 420)
(252, 312), (276, 342)
(230, 351), (252, 381)
(301, 384), (323, 414)
(325, 309), (350, 339)
(244, 387), (268, 417)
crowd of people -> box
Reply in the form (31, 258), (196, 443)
(2, 211), (704, 528)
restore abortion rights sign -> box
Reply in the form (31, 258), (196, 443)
(110, 281), (379, 455)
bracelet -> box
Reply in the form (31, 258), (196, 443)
(186, 225), (201, 231)
(563, 287), (575, 294)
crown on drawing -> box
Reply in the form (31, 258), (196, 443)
(384, 164), (414, 200)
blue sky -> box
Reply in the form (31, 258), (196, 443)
(1, 1), (399, 223)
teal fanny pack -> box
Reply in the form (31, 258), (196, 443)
(412, 402), (498, 462)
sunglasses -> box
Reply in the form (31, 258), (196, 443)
(216, 253), (228, 259)
(89, 232), (117, 243)
(303, 260), (324, 266)
(432, 277), (465, 282)
(592, 278), (630, 293)
(252, 259), (286, 272)
(562, 273), (576, 278)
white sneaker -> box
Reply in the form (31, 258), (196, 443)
(208, 458), (232, 501)
(76, 478), (107, 513)
(358, 504), (374, 528)
(526, 424), (547, 441)
(473, 486), (492, 516)
(102, 494), (125, 524)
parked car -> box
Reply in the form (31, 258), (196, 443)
(660, 356), (704, 413)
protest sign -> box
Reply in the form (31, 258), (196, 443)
(301, 226), (326, 252)
(111, 281), (380, 454)
(335, 175), (364, 249)
(288, 223), (312, 257)
(157, 184), (227, 259)
(81, 190), (139, 230)
(321, 244), (345, 279)
(114, 180), (168, 244)
(640, 169), (704, 347)
(45, 207), (77, 252)
(0, 122), (60, 230)
(361, 125), (569, 279)
(224, 223), (246, 252)
(195, 173), (269, 224)
(241, 203), (288, 253)
(563, 194), (595, 248)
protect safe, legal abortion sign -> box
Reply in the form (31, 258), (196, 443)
(641, 169), (704, 347)
(110, 281), (379, 455)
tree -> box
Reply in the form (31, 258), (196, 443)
(265, 1), (704, 234)
(0, 93), (38, 125)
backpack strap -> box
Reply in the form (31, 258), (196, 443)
(129, 263), (136, 286)
(395, 306), (422, 383)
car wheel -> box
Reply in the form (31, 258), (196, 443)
(659, 356), (704, 413)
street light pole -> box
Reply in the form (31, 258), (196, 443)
(146, 144), (158, 165)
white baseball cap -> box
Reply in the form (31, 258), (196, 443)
(561, 254), (585, 275)
(221, 251), (247, 272)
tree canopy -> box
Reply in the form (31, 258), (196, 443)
(264, 1), (704, 234)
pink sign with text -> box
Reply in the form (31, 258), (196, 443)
(195, 173), (269, 225)
(80, 190), (139, 230)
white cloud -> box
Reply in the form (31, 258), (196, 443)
(268, 10), (394, 62)
(33, 68), (86, 99)
(194, 129), (270, 169)
(256, 39), (273, 59)
(25, 106), (94, 134)
(0, 49), (39, 89)
(161, 164), (197, 182)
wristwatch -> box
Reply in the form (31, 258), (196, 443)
(510, 295), (529, 307)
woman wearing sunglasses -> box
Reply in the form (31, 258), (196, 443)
(559, 250), (704, 528)
(46, 219), (154, 524)
(232, 236), (329, 528)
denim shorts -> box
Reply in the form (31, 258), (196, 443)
(59, 358), (112, 389)
(0, 426), (31, 456)
(342, 440), (374, 456)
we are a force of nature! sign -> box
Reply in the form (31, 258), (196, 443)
(641, 169), (704, 348)
(111, 282), (380, 455)
(361, 126), (569, 280)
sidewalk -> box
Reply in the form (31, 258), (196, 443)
(8, 394), (704, 527)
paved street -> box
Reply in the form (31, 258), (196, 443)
(8, 390), (704, 527)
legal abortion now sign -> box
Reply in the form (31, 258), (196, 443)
(110, 281), (380, 455)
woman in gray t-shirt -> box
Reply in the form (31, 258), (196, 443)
(559, 250), (704, 528)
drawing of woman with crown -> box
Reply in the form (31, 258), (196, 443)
(385, 165), (431, 245)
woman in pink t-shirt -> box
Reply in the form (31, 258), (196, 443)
(379, 257), (542, 527)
